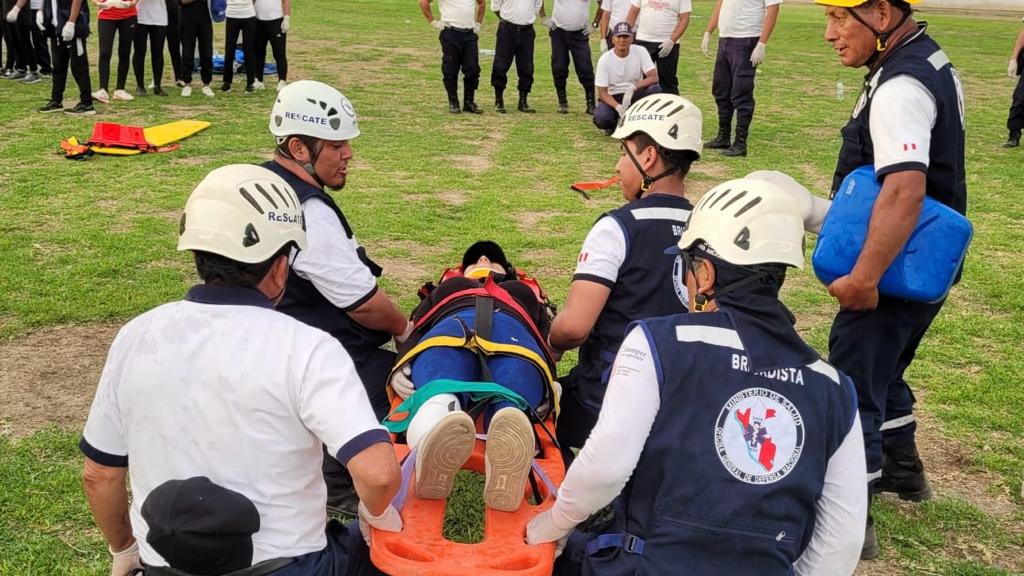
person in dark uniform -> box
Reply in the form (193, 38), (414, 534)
(549, 93), (701, 461)
(528, 177), (866, 576)
(1004, 17), (1023, 148)
(263, 81), (414, 520)
(39, 0), (95, 114)
(491, 0), (543, 113)
(815, 0), (966, 560)
(420, 0), (485, 114)
(701, 0), (782, 157)
(545, 0), (597, 115)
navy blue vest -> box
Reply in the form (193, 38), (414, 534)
(586, 311), (857, 575)
(833, 24), (966, 217)
(566, 194), (692, 412)
(261, 161), (391, 353)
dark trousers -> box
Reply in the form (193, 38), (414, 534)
(133, 23), (167, 89)
(180, 0), (213, 85)
(98, 17), (135, 91)
(635, 39), (680, 95)
(224, 16), (256, 86)
(29, 9), (51, 73)
(165, 0), (182, 82)
(50, 37), (92, 105)
(6, 1), (33, 71)
(828, 296), (945, 478)
(254, 17), (287, 82)
(555, 388), (600, 465)
(491, 20), (535, 96)
(712, 36), (758, 133)
(1008, 53), (1024, 132)
(550, 27), (594, 100)
(1, 0), (16, 69)
(439, 26), (479, 103)
(592, 84), (661, 130)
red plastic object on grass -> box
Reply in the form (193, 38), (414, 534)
(88, 122), (150, 149)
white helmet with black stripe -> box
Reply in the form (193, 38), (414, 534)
(611, 93), (702, 154)
(177, 165), (307, 263)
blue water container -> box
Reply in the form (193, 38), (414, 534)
(812, 165), (972, 303)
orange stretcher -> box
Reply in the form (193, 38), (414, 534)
(370, 413), (565, 576)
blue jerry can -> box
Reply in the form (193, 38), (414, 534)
(812, 165), (972, 303)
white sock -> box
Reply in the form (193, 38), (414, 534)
(407, 393), (461, 451)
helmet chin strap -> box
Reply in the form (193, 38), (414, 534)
(279, 136), (327, 189)
(847, 2), (912, 56)
(623, 143), (678, 199)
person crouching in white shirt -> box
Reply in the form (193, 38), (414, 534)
(592, 21), (659, 133)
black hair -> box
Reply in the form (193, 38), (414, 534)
(628, 132), (700, 179)
(194, 245), (292, 289)
(276, 135), (322, 160)
(693, 248), (789, 299)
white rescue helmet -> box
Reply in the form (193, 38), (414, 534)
(177, 165), (307, 264)
(269, 80), (360, 143)
(678, 177), (805, 269)
(611, 94), (702, 155)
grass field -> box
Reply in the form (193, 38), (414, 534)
(1, 1), (1023, 574)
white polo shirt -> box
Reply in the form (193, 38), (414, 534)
(254, 0), (284, 21)
(491, 0), (542, 26)
(81, 285), (389, 567)
(136, 0), (168, 26)
(552, 0), (591, 31)
(226, 0), (256, 19)
(631, 0), (691, 43)
(601, 0), (631, 31)
(595, 44), (656, 95)
(439, 0), (477, 29)
(719, 0), (782, 39)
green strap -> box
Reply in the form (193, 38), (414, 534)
(383, 379), (529, 434)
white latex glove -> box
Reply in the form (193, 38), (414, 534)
(526, 509), (575, 558)
(621, 86), (635, 110)
(600, 41), (608, 54)
(35, 9), (44, 30)
(394, 320), (415, 345)
(746, 170), (831, 234)
(472, 21), (481, 34)
(582, 23), (594, 37)
(61, 21), (75, 42)
(358, 502), (403, 546)
(750, 41), (767, 67)
(110, 541), (143, 576)
(6, 6), (20, 23)
(614, 103), (624, 116)
(1009, 58), (1019, 79)
(390, 364), (415, 400)
(657, 39), (674, 59)
(541, 16), (554, 30)
(281, 15), (290, 33)
(430, 19), (446, 31)
(701, 31), (711, 57)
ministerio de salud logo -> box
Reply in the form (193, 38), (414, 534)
(715, 388), (804, 485)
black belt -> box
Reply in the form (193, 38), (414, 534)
(146, 558), (295, 576)
(500, 20), (534, 30)
(447, 26), (474, 33)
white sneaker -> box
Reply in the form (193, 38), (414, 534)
(112, 89), (134, 101)
(276, 80), (287, 92)
(181, 85), (192, 97)
(91, 88), (110, 104)
(414, 411), (476, 500)
(484, 408), (534, 512)
(253, 80), (266, 91)
(201, 85), (215, 97)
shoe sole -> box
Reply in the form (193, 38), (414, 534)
(484, 409), (534, 512)
(65, 110), (96, 116)
(415, 411), (475, 500)
(39, 107), (63, 113)
(876, 483), (932, 502)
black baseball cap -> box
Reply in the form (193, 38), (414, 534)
(612, 22), (634, 37)
(142, 476), (261, 576)
(462, 241), (512, 274)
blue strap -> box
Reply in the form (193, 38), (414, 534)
(585, 533), (646, 556)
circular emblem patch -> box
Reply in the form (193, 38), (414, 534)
(341, 97), (356, 118)
(715, 388), (804, 485)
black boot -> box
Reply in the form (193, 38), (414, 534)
(448, 97), (461, 114)
(1004, 129), (1021, 148)
(704, 122), (731, 149)
(722, 126), (748, 157)
(495, 91), (506, 114)
(876, 441), (932, 501)
(861, 511), (879, 560)
(585, 92), (596, 116)
(463, 90), (483, 114)
(556, 88), (569, 114)
(518, 91), (536, 113)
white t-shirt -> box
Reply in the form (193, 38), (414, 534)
(439, 0), (477, 29)
(868, 75), (937, 176)
(226, 0), (256, 19)
(136, 0), (168, 26)
(595, 44), (656, 95)
(601, 0), (631, 31)
(631, 0), (691, 43)
(549, 326), (867, 574)
(254, 0), (284, 21)
(81, 287), (389, 567)
(291, 197), (379, 310)
(719, 0), (782, 39)
(552, 0), (591, 31)
(491, 0), (542, 25)
(30, 0), (43, 11)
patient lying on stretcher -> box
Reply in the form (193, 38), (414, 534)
(387, 241), (559, 512)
